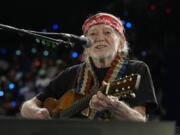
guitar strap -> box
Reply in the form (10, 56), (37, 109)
(71, 62), (84, 103)
(88, 57), (128, 120)
(72, 55), (128, 120)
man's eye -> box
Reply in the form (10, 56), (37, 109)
(89, 33), (96, 36)
(105, 31), (111, 35)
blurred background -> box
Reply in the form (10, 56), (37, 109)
(0, 0), (179, 126)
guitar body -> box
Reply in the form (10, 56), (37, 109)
(42, 74), (140, 118)
(43, 90), (83, 117)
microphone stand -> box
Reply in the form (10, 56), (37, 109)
(0, 23), (74, 48)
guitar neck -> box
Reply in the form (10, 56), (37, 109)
(59, 87), (105, 118)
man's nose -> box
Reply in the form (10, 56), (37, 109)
(95, 32), (105, 42)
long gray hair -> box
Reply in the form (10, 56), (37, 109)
(82, 12), (130, 61)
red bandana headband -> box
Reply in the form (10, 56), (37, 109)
(82, 13), (124, 36)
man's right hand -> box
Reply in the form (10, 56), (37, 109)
(32, 108), (51, 119)
(20, 97), (51, 119)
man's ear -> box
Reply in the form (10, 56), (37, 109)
(118, 35), (126, 52)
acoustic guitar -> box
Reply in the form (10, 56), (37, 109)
(43, 74), (141, 118)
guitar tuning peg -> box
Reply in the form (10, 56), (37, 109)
(115, 89), (119, 92)
(117, 82), (121, 85)
(130, 93), (136, 98)
(123, 79), (127, 83)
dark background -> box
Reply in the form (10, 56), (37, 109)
(0, 0), (180, 126)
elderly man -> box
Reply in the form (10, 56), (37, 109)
(20, 13), (157, 121)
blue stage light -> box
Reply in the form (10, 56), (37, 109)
(72, 52), (78, 58)
(43, 50), (49, 56)
(141, 50), (147, 56)
(1, 49), (7, 55)
(16, 50), (21, 56)
(11, 101), (16, 107)
(31, 48), (37, 54)
(53, 24), (59, 30)
(9, 83), (15, 90)
(41, 29), (47, 32)
(0, 91), (4, 96)
(126, 22), (132, 28)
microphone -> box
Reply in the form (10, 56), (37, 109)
(28, 31), (93, 48)
(57, 33), (92, 48)
(0, 23), (92, 48)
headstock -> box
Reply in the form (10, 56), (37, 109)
(107, 74), (141, 99)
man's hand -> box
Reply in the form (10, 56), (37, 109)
(89, 91), (116, 111)
(21, 98), (51, 119)
(32, 108), (51, 119)
(89, 91), (146, 121)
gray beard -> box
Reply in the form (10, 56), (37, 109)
(98, 57), (108, 67)
(91, 51), (117, 67)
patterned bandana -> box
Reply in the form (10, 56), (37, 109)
(82, 13), (124, 36)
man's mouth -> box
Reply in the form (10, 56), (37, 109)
(95, 45), (107, 49)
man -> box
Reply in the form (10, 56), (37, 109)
(20, 13), (157, 121)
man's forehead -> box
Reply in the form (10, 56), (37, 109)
(88, 24), (114, 32)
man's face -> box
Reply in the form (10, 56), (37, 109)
(85, 24), (121, 60)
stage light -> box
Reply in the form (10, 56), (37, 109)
(125, 22), (132, 28)
(43, 50), (49, 56)
(141, 50), (147, 56)
(41, 40), (46, 45)
(35, 60), (40, 67)
(0, 91), (4, 96)
(11, 101), (16, 107)
(166, 8), (172, 14)
(9, 83), (15, 90)
(150, 4), (156, 11)
(1, 48), (7, 55)
(31, 48), (37, 54)
(52, 24), (59, 30)
(41, 29), (47, 32)
(16, 50), (21, 56)
(72, 52), (78, 58)
(35, 38), (41, 43)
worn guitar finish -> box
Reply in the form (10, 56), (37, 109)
(43, 74), (141, 118)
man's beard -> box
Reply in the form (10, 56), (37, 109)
(90, 49), (118, 66)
